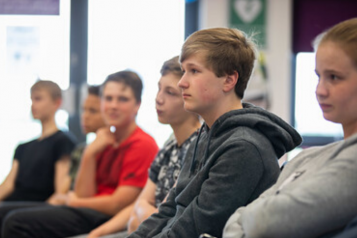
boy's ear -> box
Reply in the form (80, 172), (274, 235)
(54, 98), (62, 110)
(136, 101), (141, 109)
(223, 71), (239, 93)
(134, 101), (141, 116)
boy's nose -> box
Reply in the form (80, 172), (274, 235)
(156, 92), (164, 105)
(82, 112), (89, 121)
(315, 79), (328, 98)
(178, 76), (188, 89)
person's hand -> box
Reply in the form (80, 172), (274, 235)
(87, 127), (117, 155)
(66, 191), (79, 207)
(87, 226), (107, 238)
(47, 193), (68, 205)
(135, 199), (157, 222)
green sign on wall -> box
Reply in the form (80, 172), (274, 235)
(229, 0), (267, 48)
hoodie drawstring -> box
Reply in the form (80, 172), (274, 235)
(190, 124), (204, 176)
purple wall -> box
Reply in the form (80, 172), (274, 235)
(293, 0), (357, 53)
(0, 0), (59, 15)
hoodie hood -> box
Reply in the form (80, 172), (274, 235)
(190, 103), (302, 174)
(210, 103), (302, 158)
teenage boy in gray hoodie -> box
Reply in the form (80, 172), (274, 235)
(127, 28), (302, 238)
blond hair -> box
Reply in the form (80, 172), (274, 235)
(180, 27), (257, 99)
(314, 18), (357, 67)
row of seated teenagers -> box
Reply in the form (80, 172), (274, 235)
(0, 27), (301, 238)
(0, 57), (200, 238)
(76, 19), (357, 238)
(1, 18), (356, 238)
(0, 70), (160, 237)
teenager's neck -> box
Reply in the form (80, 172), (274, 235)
(40, 118), (58, 139)
(343, 122), (357, 140)
(171, 119), (201, 147)
(203, 96), (243, 128)
(113, 121), (137, 145)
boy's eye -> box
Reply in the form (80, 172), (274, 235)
(330, 74), (339, 80)
(32, 96), (42, 101)
(325, 73), (342, 82)
(191, 69), (198, 74)
(89, 108), (98, 114)
(119, 96), (129, 102)
(166, 90), (175, 95)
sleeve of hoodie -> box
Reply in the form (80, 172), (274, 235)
(137, 140), (268, 238)
(223, 147), (357, 238)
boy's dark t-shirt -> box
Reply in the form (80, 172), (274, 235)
(5, 130), (76, 202)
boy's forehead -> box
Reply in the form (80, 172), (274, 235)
(103, 81), (134, 95)
(182, 53), (206, 65)
(31, 88), (50, 96)
(84, 94), (101, 107)
(159, 73), (181, 86)
(86, 94), (101, 102)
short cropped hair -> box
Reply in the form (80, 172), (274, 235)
(100, 70), (143, 103)
(160, 56), (183, 78)
(314, 18), (357, 68)
(88, 85), (101, 97)
(180, 28), (257, 99)
(31, 80), (62, 101)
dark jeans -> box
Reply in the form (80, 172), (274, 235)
(0, 202), (111, 238)
(0, 202), (47, 236)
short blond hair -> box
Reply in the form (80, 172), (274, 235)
(314, 18), (357, 68)
(180, 28), (257, 99)
(31, 80), (62, 101)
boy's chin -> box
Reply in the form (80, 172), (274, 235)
(183, 105), (197, 114)
(157, 116), (169, 125)
(31, 115), (40, 120)
(32, 115), (52, 121)
(108, 121), (129, 129)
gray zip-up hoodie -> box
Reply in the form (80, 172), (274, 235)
(128, 103), (302, 238)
